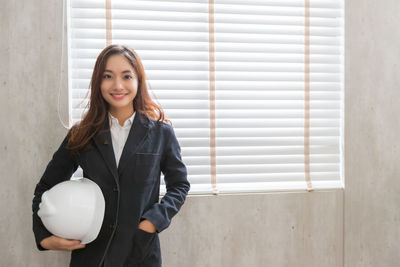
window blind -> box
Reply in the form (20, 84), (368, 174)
(68, 0), (344, 194)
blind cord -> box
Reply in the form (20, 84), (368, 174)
(57, 0), (70, 130)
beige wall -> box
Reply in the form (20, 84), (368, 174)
(1, 0), (398, 266)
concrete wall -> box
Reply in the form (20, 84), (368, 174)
(161, 192), (343, 267)
(0, 0), (71, 266)
(0, 0), (398, 266)
(344, 0), (400, 266)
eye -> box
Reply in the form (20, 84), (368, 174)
(124, 75), (133, 80)
(103, 74), (112, 79)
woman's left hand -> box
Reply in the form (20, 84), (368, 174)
(138, 219), (156, 233)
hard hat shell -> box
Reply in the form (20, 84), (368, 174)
(38, 178), (105, 244)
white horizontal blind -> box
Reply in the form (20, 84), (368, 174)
(68, 0), (344, 194)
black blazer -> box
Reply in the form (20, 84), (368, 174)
(32, 112), (190, 267)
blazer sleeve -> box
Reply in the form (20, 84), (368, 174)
(32, 131), (79, 250)
(141, 123), (190, 232)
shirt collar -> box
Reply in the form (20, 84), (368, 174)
(108, 112), (136, 128)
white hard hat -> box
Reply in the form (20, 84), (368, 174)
(38, 178), (105, 244)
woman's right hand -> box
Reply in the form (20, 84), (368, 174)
(40, 235), (86, 251)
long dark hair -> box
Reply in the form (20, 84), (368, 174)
(66, 44), (167, 156)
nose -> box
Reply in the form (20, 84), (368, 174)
(114, 77), (124, 90)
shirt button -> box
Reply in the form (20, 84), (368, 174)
(113, 187), (118, 192)
(109, 223), (116, 229)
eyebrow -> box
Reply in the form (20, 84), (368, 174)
(104, 69), (134, 74)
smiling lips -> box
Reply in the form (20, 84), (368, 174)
(111, 93), (128, 100)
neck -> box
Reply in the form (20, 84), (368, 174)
(109, 106), (135, 126)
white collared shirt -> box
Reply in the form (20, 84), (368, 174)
(108, 112), (136, 166)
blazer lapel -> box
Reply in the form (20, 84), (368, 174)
(93, 116), (119, 184)
(117, 112), (152, 176)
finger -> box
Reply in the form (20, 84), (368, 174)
(58, 239), (81, 250)
(72, 243), (86, 250)
(60, 239), (80, 246)
(65, 243), (86, 251)
(64, 242), (86, 251)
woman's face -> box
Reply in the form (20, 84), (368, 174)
(100, 54), (138, 114)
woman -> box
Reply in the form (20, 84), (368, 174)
(32, 44), (190, 267)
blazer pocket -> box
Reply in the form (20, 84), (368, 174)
(132, 228), (157, 263)
(134, 153), (161, 185)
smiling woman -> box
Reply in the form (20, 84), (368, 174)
(100, 55), (138, 126)
(32, 44), (190, 267)
(66, 45), (167, 155)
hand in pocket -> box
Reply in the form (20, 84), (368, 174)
(138, 219), (156, 233)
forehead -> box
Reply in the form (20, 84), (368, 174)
(105, 54), (135, 71)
